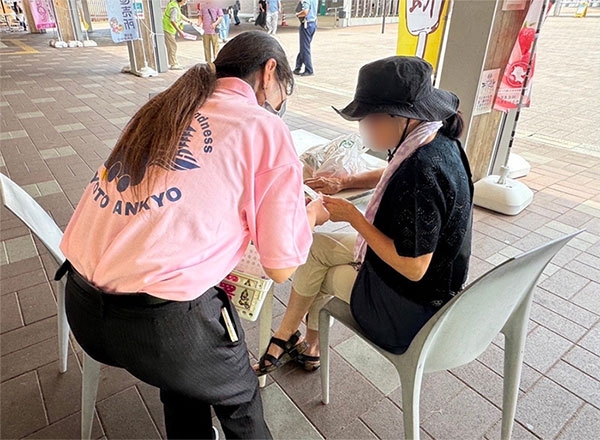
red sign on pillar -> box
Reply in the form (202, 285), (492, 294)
(494, 0), (553, 112)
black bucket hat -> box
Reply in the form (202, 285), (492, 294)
(334, 56), (459, 122)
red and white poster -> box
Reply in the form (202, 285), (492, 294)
(29, 0), (57, 30)
(494, 0), (553, 112)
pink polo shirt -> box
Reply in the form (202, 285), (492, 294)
(60, 77), (312, 301)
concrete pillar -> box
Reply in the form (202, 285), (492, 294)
(126, 0), (168, 75)
(53, 0), (83, 41)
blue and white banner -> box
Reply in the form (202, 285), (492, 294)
(105, 0), (139, 43)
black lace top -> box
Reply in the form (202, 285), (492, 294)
(364, 132), (474, 307)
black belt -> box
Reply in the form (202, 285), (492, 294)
(55, 261), (171, 306)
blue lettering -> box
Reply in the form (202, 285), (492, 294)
(112, 200), (122, 215)
(139, 198), (150, 210)
(90, 171), (99, 183)
(151, 192), (164, 207)
(194, 113), (209, 124)
(99, 194), (110, 209)
(125, 201), (138, 216)
(93, 187), (105, 201)
(109, 190), (182, 215)
(166, 187), (181, 202)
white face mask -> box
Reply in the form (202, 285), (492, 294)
(262, 99), (287, 118)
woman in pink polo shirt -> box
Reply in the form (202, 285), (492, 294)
(57, 31), (328, 439)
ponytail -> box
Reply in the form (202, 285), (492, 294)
(104, 64), (217, 198)
(104, 31), (294, 198)
(439, 110), (464, 141)
(214, 31), (294, 95)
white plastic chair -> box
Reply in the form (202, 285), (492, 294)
(319, 231), (581, 440)
(0, 173), (69, 372)
(0, 173), (101, 439)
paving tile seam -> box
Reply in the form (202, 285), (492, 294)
(33, 369), (51, 426)
(532, 294), (600, 325)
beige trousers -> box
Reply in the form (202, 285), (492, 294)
(164, 31), (178, 67)
(292, 232), (359, 331)
(203, 34), (220, 63)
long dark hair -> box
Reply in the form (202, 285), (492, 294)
(439, 110), (465, 141)
(214, 31), (294, 95)
(104, 31), (293, 197)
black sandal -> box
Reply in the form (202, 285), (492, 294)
(296, 353), (321, 372)
(255, 330), (308, 376)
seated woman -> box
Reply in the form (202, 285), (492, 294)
(255, 56), (474, 374)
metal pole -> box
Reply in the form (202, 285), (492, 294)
(67, 0), (84, 41)
(381, 0), (386, 33)
(148, 0), (168, 73)
(81, 0), (93, 32)
(553, 0), (562, 16)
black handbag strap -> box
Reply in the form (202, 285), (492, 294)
(54, 260), (73, 281)
(207, 8), (217, 23)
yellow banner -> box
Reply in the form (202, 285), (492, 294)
(396, 0), (450, 73)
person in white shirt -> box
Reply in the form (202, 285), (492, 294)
(266, 0), (282, 35)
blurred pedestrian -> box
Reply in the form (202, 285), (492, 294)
(294, 0), (318, 76)
(255, 0), (267, 30)
(219, 6), (233, 42)
(266, 0), (281, 35)
(198, 0), (224, 63)
(12, 2), (26, 31)
(233, 0), (241, 25)
(162, 0), (193, 70)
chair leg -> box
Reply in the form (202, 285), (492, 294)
(82, 352), (101, 440)
(57, 279), (69, 374)
(319, 308), (331, 405)
(258, 285), (275, 388)
(501, 302), (530, 440)
(398, 366), (424, 440)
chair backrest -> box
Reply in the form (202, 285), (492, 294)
(411, 231), (581, 373)
(0, 173), (65, 265)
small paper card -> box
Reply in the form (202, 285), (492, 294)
(192, 24), (205, 36)
(182, 32), (197, 40)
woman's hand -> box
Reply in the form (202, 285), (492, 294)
(306, 198), (330, 228)
(322, 195), (363, 225)
(304, 176), (346, 195)
(326, 197), (433, 282)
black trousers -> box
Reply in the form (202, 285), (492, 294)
(65, 271), (272, 440)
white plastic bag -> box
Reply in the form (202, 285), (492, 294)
(300, 133), (370, 179)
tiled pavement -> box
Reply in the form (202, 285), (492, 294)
(1, 16), (600, 440)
